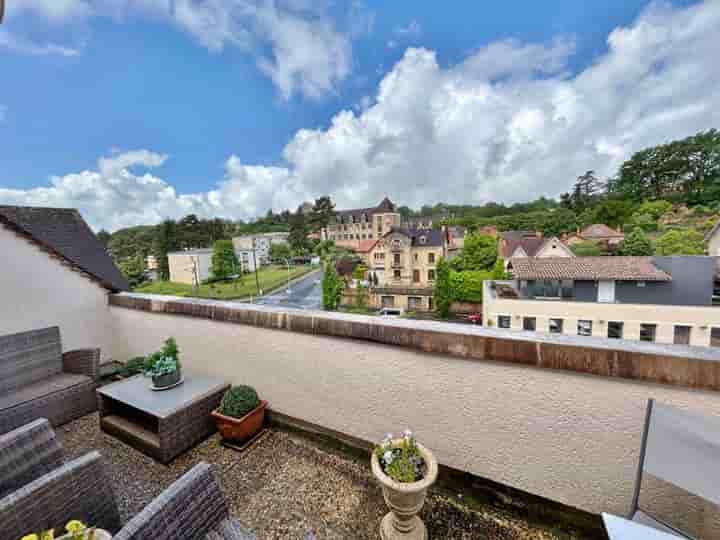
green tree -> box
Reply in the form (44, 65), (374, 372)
(636, 200), (673, 220)
(588, 199), (635, 228)
(308, 196), (335, 232)
(655, 229), (705, 255)
(288, 207), (310, 253)
(434, 258), (453, 319)
(353, 264), (367, 280)
(96, 229), (111, 247)
(269, 242), (292, 263)
(450, 234), (497, 271)
(540, 208), (578, 237)
(570, 241), (603, 257)
(154, 220), (178, 281)
(620, 227), (654, 256)
(322, 263), (344, 311)
(211, 239), (238, 280)
(629, 213), (658, 232)
(491, 258), (508, 279)
(119, 255), (145, 288)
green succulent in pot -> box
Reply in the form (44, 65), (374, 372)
(218, 385), (260, 419)
(143, 337), (182, 388)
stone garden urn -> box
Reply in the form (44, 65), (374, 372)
(371, 440), (438, 540)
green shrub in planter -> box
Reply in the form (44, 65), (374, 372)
(219, 385), (260, 419)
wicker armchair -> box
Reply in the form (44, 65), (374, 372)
(0, 327), (100, 433)
(114, 462), (255, 540)
(0, 450), (121, 540)
(0, 418), (63, 499)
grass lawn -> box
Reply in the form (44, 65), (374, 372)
(134, 265), (316, 300)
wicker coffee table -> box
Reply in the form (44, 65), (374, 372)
(97, 373), (229, 463)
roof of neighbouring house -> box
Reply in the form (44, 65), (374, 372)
(508, 256), (672, 281)
(355, 239), (378, 253)
(579, 224), (625, 239)
(0, 205), (129, 291)
(334, 197), (397, 219)
(386, 227), (445, 247)
(499, 231), (545, 258)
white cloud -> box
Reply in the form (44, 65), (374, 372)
(9, 0), (90, 20)
(3, 0), (720, 230)
(4, 0), (355, 100)
(394, 19), (421, 37)
(0, 29), (81, 56)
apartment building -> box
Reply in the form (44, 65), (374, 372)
(167, 248), (213, 285)
(232, 232), (289, 269)
(321, 197), (401, 250)
(366, 227), (449, 312)
(483, 256), (720, 347)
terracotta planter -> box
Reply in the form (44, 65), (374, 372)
(212, 400), (267, 442)
(371, 440), (438, 540)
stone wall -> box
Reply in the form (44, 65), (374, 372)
(109, 292), (720, 517)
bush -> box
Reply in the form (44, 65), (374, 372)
(219, 385), (260, 419)
(449, 270), (492, 303)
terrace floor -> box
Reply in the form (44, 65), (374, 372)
(58, 414), (586, 540)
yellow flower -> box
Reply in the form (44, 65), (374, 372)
(65, 521), (86, 534)
(40, 532), (55, 540)
(21, 535), (39, 540)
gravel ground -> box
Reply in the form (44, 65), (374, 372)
(57, 414), (581, 540)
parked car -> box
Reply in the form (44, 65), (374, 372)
(467, 313), (482, 325)
(379, 307), (404, 317)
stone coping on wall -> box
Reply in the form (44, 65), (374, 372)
(110, 292), (720, 391)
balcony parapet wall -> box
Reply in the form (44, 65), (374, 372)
(110, 292), (720, 391)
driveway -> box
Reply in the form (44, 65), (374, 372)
(254, 269), (322, 310)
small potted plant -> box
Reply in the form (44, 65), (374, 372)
(371, 431), (438, 540)
(143, 337), (182, 389)
(211, 385), (267, 443)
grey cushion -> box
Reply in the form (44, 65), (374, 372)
(206, 519), (256, 540)
(0, 373), (91, 410)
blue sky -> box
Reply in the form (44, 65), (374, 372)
(1, 0), (717, 230)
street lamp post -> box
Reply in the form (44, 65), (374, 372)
(285, 258), (292, 295)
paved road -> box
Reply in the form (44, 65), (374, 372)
(254, 270), (323, 310)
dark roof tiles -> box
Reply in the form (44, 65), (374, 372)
(0, 206), (129, 291)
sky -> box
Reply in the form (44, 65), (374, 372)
(0, 0), (718, 231)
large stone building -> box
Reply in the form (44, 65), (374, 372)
(321, 197), (401, 250)
(364, 227), (450, 312)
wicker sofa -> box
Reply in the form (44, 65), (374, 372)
(0, 418), (121, 540)
(0, 327), (100, 434)
(114, 462), (255, 540)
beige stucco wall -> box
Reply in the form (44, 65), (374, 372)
(708, 231), (720, 256)
(0, 225), (113, 359)
(485, 295), (720, 346)
(109, 303), (720, 516)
